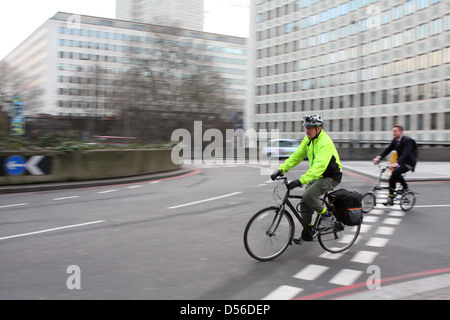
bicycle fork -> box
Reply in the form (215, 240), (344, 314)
(266, 206), (286, 237)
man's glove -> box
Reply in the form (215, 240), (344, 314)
(270, 170), (283, 181)
(288, 179), (302, 190)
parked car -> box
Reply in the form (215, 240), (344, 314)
(261, 139), (300, 159)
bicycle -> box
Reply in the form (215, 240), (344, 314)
(361, 164), (417, 213)
(243, 176), (361, 261)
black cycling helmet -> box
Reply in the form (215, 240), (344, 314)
(302, 114), (324, 127)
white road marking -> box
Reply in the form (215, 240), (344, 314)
(375, 226), (396, 235)
(52, 196), (80, 201)
(414, 204), (450, 208)
(351, 251), (379, 264)
(293, 264), (329, 281)
(363, 216), (379, 223)
(0, 203), (29, 209)
(97, 190), (118, 194)
(167, 192), (242, 209)
(262, 285), (303, 300)
(366, 237), (390, 247)
(0, 220), (105, 241)
(383, 217), (402, 225)
(329, 269), (364, 286)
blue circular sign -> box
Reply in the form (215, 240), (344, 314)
(4, 155), (26, 175)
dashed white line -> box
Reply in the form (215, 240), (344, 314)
(383, 217), (402, 225)
(375, 226), (396, 235)
(329, 269), (364, 286)
(366, 237), (390, 247)
(126, 185), (142, 189)
(167, 192), (242, 209)
(0, 220), (105, 241)
(52, 196), (80, 201)
(262, 285), (303, 300)
(351, 251), (379, 264)
(0, 203), (29, 209)
(294, 265), (329, 281)
(97, 190), (118, 194)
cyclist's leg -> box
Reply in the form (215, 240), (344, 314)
(303, 178), (339, 230)
(391, 165), (410, 190)
(302, 177), (339, 214)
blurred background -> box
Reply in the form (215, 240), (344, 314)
(0, 0), (449, 158)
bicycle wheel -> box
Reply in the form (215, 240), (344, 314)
(361, 192), (375, 213)
(318, 217), (361, 253)
(244, 206), (294, 261)
(400, 191), (416, 211)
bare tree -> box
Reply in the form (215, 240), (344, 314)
(113, 28), (234, 142)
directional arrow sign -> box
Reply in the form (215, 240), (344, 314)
(26, 156), (45, 175)
(2, 155), (51, 176)
(5, 155), (26, 175)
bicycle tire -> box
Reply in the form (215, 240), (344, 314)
(361, 192), (376, 213)
(317, 216), (361, 253)
(400, 191), (416, 211)
(243, 206), (294, 261)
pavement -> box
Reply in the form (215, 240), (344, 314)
(341, 161), (450, 182)
(0, 160), (449, 300)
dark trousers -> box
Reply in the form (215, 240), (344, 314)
(389, 164), (410, 194)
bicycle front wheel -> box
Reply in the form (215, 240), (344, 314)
(361, 192), (375, 213)
(318, 218), (361, 253)
(400, 191), (416, 211)
(244, 206), (294, 261)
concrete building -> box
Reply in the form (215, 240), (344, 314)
(247, 0), (450, 146)
(1, 12), (246, 119)
(116, 0), (204, 31)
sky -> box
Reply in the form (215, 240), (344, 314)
(0, 0), (249, 60)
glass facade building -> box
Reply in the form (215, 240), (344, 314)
(247, 0), (450, 145)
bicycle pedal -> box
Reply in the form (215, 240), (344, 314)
(292, 238), (302, 245)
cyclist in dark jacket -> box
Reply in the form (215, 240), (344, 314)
(373, 124), (417, 205)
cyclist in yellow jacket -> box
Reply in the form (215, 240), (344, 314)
(271, 115), (342, 240)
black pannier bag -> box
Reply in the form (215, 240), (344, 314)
(327, 189), (363, 226)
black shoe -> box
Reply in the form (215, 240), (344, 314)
(301, 228), (314, 242)
(383, 196), (394, 206)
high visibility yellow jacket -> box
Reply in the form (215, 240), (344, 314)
(278, 130), (342, 185)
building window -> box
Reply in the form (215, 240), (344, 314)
(405, 115), (411, 130)
(418, 114), (424, 130)
(445, 112), (450, 129)
(430, 113), (438, 130)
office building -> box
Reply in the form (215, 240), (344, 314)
(248, 0), (450, 145)
(2, 12), (246, 119)
(116, 0), (204, 31)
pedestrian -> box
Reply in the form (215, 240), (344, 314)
(373, 124), (417, 205)
(271, 115), (343, 241)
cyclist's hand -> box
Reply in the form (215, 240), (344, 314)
(288, 179), (302, 190)
(373, 156), (381, 165)
(270, 170), (283, 181)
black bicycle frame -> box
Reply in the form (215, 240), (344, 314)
(270, 186), (316, 239)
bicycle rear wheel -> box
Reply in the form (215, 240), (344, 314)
(318, 217), (361, 253)
(400, 191), (416, 211)
(361, 192), (375, 213)
(244, 206), (294, 261)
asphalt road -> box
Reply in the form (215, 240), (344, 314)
(0, 162), (449, 301)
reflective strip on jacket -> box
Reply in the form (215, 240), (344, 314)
(278, 130), (342, 185)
